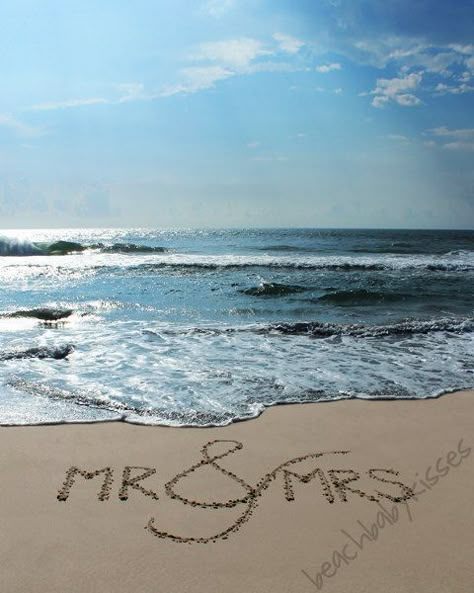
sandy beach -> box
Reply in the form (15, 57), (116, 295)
(1, 390), (473, 593)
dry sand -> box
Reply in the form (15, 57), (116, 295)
(1, 390), (474, 593)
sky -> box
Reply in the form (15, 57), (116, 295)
(0, 0), (473, 229)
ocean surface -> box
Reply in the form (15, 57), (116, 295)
(0, 227), (473, 426)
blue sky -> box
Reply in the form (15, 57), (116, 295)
(0, 0), (473, 228)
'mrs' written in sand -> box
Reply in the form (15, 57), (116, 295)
(56, 440), (414, 544)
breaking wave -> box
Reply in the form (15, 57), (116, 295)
(3, 308), (74, 321)
(240, 282), (308, 297)
(156, 316), (474, 339)
(95, 243), (168, 254)
(0, 344), (75, 361)
(0, 237), (167, 256)
(257, 317), (474, 338)
(0, 237), (43, 256)
(122, 254), (474, 273)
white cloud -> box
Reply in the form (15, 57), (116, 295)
(395, 93), (422, 106)
(443, 142), (474, 151)
(427, 127), (474, 139)
(435, 81), (474, 95)
(315, 86), (343, 94)
(273, 33), (304, 54)
(0, 113), (43, 137)
(338, 38), (473, 106)
(192, 38), (272, 69)
(417, 52), (459, 75)
(201, 0), (235, 18)
(182, 65), (234, 86)
(30, 97), (108, 111)
(164, 36), (305, 96)
(423, 128), (474, 151)
(116, 82), (147, 103)
(371, 96), (389, 108)
(316, 63), (342, 73)
(28, 82), (152, 111)
(448, 44), (474, 56)
(352, 38), (474, 85)
(352, 37), (427, 68)
(370, 72), (422, 108)
(245, 61), (301, 74)
(161, 66), (234, 96)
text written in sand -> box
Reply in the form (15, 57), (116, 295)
(57, 440), (414, 544)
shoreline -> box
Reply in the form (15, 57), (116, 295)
(1, 386), (473, 429)
(1, 390), (473, 592)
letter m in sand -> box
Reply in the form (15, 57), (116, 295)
(57, 466), (114, 502)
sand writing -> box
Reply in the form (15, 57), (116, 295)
(301, 437), (471, 590)
(57, 439), (414, 544)
(57, 466), (114, 501)
(57, 465), (160, 502)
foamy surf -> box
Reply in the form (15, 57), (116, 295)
(0, 228), (473, 426)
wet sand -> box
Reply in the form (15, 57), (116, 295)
(1, 390), (473, 592)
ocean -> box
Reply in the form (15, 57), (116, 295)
(0, 227), (473, 426)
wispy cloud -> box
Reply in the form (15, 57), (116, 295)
(352, 37), (427, 68)
(116, 83), (148, 103)
(350, 38), (474, 106)
(434, 81), (474, 95)
(348, 37), (474, 106)
(387, 134), (409, 141)
(370, 72), (422, 108)
(28, 82), (150, 112)
(164, 36), (305, 96)
(30, 97), (108, 112)
(315, 86), (343, 94)
(451, 43), (474, 52)
(316, 63), (342, 73)
(245, 61), (302, 74)
(201, 0), (235, 18)
(427, 126), (474, 139)
(443, 141), (474, 151)
(0, 113), (44, 137)
(413, 51), (461, 75)
(423, 127), (474, 151)
(351, 37), (474, 96)
(191, 38), (273, 68)
(161, 66), (234, 96)
(273, 33), (304, 54)
(22, 34), (306, 107)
